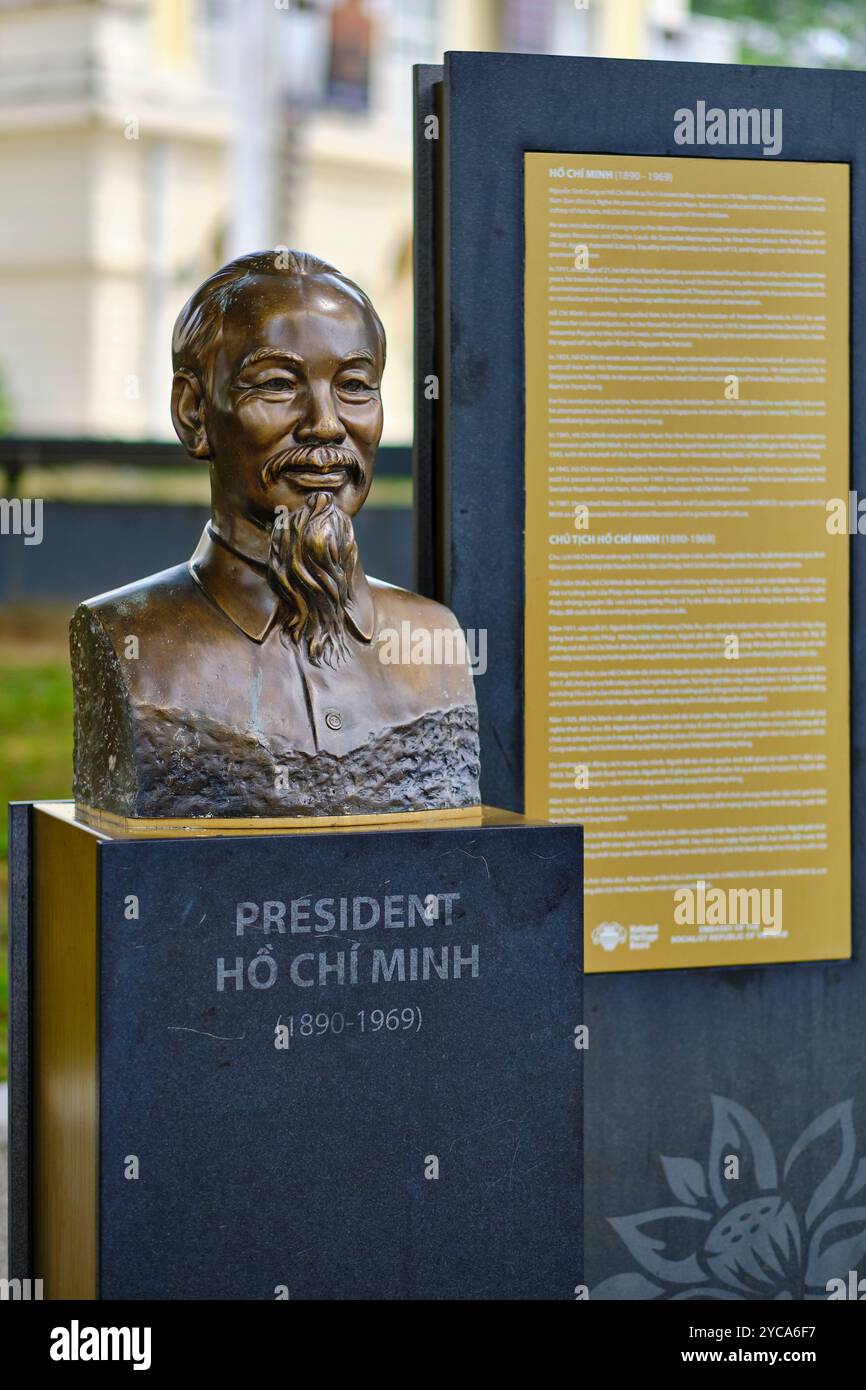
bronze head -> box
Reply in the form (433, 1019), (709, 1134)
(171, 250), (385, 666)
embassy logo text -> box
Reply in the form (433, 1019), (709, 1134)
(674, 102), (782, 157)
(50, 1320), (152, 1371)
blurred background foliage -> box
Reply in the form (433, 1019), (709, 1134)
(694, 0), (866, 66)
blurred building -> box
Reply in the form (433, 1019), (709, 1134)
(0, 0), (720, 444)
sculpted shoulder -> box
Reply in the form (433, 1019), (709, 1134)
(70, 561), (245, 721)
(369, 577), (477, 710)
(70, 564), (211, 710)
(75, 563), (199, 638)
(369, 577), (463, 631)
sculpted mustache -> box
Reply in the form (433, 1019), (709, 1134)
(261, 445), (365, 488)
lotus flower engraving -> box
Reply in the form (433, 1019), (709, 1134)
(593, 1096), (866, 1300)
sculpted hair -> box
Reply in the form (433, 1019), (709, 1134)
(171, 249), (386, 383)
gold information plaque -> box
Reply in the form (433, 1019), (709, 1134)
(524, 151), (851, 973)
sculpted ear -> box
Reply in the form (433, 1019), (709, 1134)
(171, 370), (212, 459)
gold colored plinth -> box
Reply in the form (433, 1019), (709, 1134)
(73, 799), (493, 839)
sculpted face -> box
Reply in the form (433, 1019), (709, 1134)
(196, 273), (383, 529)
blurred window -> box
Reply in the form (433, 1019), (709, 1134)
(374, 0), (440, 126)
(502, 0), (594, 55)
(502, 0), (551, 51)
(271, 0), (440, 123)
(327, 0), (373, 111)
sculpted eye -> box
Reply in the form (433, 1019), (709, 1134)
(260, 377), (294, 392)
(340, 378), (372, 394)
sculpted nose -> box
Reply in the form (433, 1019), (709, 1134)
(296, 386), (346, 445)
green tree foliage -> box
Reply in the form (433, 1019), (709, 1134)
(694, 0), (866, 67)
(0, 370), (11, 433)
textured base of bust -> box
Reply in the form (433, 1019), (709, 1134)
(76, 703), (481, 819)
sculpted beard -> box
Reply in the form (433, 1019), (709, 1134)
(264, 446), (363, 668)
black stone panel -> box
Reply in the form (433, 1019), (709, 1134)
(95, 819), (583, 1299)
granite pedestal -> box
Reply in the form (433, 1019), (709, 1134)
(9, 803), (582, 1301)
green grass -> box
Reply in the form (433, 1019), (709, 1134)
(0, 606), (74, 1080)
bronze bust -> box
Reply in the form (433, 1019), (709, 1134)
(70, 251), (480, 820)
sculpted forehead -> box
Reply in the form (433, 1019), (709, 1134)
(216, 273), (382, 375)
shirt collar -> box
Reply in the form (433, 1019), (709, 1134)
(189, 521), (376, 646)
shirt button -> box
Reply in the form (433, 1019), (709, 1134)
(325, 709), (343, 732)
